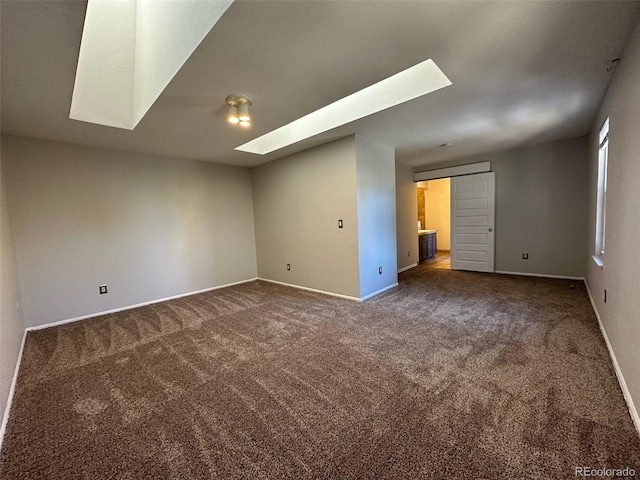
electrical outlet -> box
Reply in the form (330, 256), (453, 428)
(99, 285), (108, 295)
(522, 253), (529, 260)
(408, 250), (411, 257)
(287, 264), (291, 271)
(338, 219), (343, 229)
(378, 266), (382, 275)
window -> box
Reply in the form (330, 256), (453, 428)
(594, 117), (609, 264)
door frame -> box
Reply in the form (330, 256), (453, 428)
(414, 161), (490, 182)
(414, 162), (495, 272)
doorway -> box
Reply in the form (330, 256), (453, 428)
(413, 163), (495, 273)
(416, 178), (451, 269)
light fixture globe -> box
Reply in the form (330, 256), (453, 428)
(238, 103), (250, 122)
(227, 105), (239, 124)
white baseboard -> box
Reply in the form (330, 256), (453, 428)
(0, 328), (28, 452)
(360, 283), (399, 301)
(257, 277), (398, 302)
(495, 270), (584, 281)
(257, 278), (361, 302)
(26, 277), (259, 332)
(585, 281), (640, 436)
(398, 263), (418, 273)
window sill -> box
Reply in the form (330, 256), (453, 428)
(592, 255), (604, 269)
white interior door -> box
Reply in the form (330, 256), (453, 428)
(450, 172), (495, 273)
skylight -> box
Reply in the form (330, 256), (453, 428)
(235, 59), (452, 155)
(70, 0), (233, 130)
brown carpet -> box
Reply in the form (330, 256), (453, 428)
(1, 264), (639, 479)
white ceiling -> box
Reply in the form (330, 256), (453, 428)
(2, 1), (639, 168)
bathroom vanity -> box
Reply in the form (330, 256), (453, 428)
(418, 229), (437, 262)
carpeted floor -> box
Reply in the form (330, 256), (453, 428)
(1, 263), (639, 479)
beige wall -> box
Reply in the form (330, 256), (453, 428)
(355, 136), (397, 298)
(395, 162), (418, 271)
(412, 137), (589, 277)
(252, 135), (398, 299)
(586, 19), (640, 428)
(423, 178), (451, 251)
(0, 142), (25, 439)
(2, 136), (258, 327)
(252, 137), (361, 298)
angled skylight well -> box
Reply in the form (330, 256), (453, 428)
(236, 59), (452, 155)
(70, 0), (234, 130)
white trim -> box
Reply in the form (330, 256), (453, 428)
(414, 161), (490, 182)
(585, 281), (640, 436)
(359, 283), (399, 301)
(26, 278), (259, 332)
(495, 270), (584, 281)
(0, 328), (28, 452)
(258, 278), (361, 302)
(398, 263), (418, 273)
(258, 277), (399, 302)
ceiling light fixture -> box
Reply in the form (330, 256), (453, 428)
(226, 94), (252, 127)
